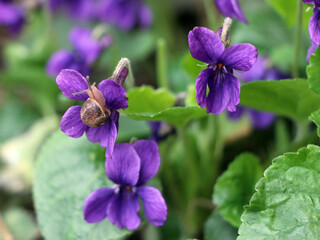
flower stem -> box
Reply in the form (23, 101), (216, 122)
(156, 38), (169, 89)
(293, 0), (303, 78)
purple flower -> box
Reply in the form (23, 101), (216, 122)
(188, 26), (257, 115)
(214, 0), (247, 24)
(47, 27), (112, 77)
(303, 0), (320, 45)
(0, 1), (24, 34)
(100, 0), (153, 31)
(307, 41), (318, 62)
(57, 69), (128, 157)
(228, 57), (286, 129)
(83, 140), (167, 230)
(148, 121), (173, 142)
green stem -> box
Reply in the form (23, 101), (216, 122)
(156, 39), (169, 89)
(293, 0), (303, 78)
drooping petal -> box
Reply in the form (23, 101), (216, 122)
(98, 79), (128, 110)
(56, 69), (89, 101)
(206, 71), (240, 114)
(46, 50), (77, 77)
(227, 105), (245, 120)
(83, 187), (114, 223)
(107, 188), (140, 230)
(137, 186), (167, 226)
(133, 140), (160, 186)
(188, 26), (225, 63)
(60, 106), (87, 138)
(85, 118), (118, 156)
(309, 7), (320, 45)
(307, 41), (318, 63)
(105, 143), (140, 186)
(195, 68), (212, 108)
(215, 0), (247, 24)
(248, 109), (275, 130)
(219, 43), (258, 72)
(69, 27), (102, 63)
(138, 4), (153, 28)
(237, 57), (266, 82)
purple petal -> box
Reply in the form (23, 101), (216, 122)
(133, 140), (160, 186)
(227, 105), (245, 120)
(107, 188), (140, 230)
(237, 57), (266, 82)
(86, 119), (118, 156)
(138, 4), (153, 28)
(83, 187), (114, 223)
(137, 186), (167, 226)
(195, 68), (211, 108)
(98, 79), (128, 110)
(60, 106), (88, 138)
(46, 50), (77, 77)
(248, 109), (275, 129)
(307, 41), (318, 63)
(302, 0), (314, 4)
(110, 110), (120, 131)
(56, 69), (89, 101)
(206, 71), (240, 114)
(105, 143), (140, 186)
(69, 27), (102, 63)
(188, 26), (225, 63)
(309, 7), (320, 45)
(219, 43), (258, 72)
(0, 2), (24, 34)
(215, 0), (247, 24)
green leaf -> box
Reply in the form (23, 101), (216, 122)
(123, 86), (207, 126)
(213, 153), (262, 227)
(310, 110), (320, 137)
(0, 208), (37, 240)
(34, 131), (129, 240)
(204, 211), (238, 240)
(238, 145), (320, 240)
(240, 79), (320, 121)
(307, 47), (320, 95)
(124, 86), (175, 113)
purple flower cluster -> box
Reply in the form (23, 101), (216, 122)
(84, 140), (167, 230)
(214, 0), (247, 24)
(56, 60), (167, 230)
(228, 57), (286, 129)
(188, 26), (257, 115)
(47, 27), (112, 77)
(49, 0), (153, 31)
(0, 0), (24, 35)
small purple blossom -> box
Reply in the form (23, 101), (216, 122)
(214, 0), (247, 24)
(46, 27), (112, 77)
(228, 57), (286, 129)
(57, 69), (128, 157)
(83, 140), (167, 230)
(188, 26), (257, 115)
(100, 0), (153, 31)
(148, 121), (173, 142)
(0, 0), (24, 34)
(302, 0), (320, 45)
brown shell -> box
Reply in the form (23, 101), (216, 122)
(80, 98), (109, 127)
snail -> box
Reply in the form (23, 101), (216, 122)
(73, 77), (111, 127)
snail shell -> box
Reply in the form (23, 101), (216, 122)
(80, 98), (110, 127)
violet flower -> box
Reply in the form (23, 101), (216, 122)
(303, 0), (320, 45)
(100, 0), (153, 31)
(228, 57), (286, 129)
(47, 27), (112, 77)
(57, 69), (128, 157)
(188, 26), (257, 115)
(83, 140), (167, 230)
(148, 121), (173, 142)
(214, 0), (247, 24)
(0, 0), (24, 34)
